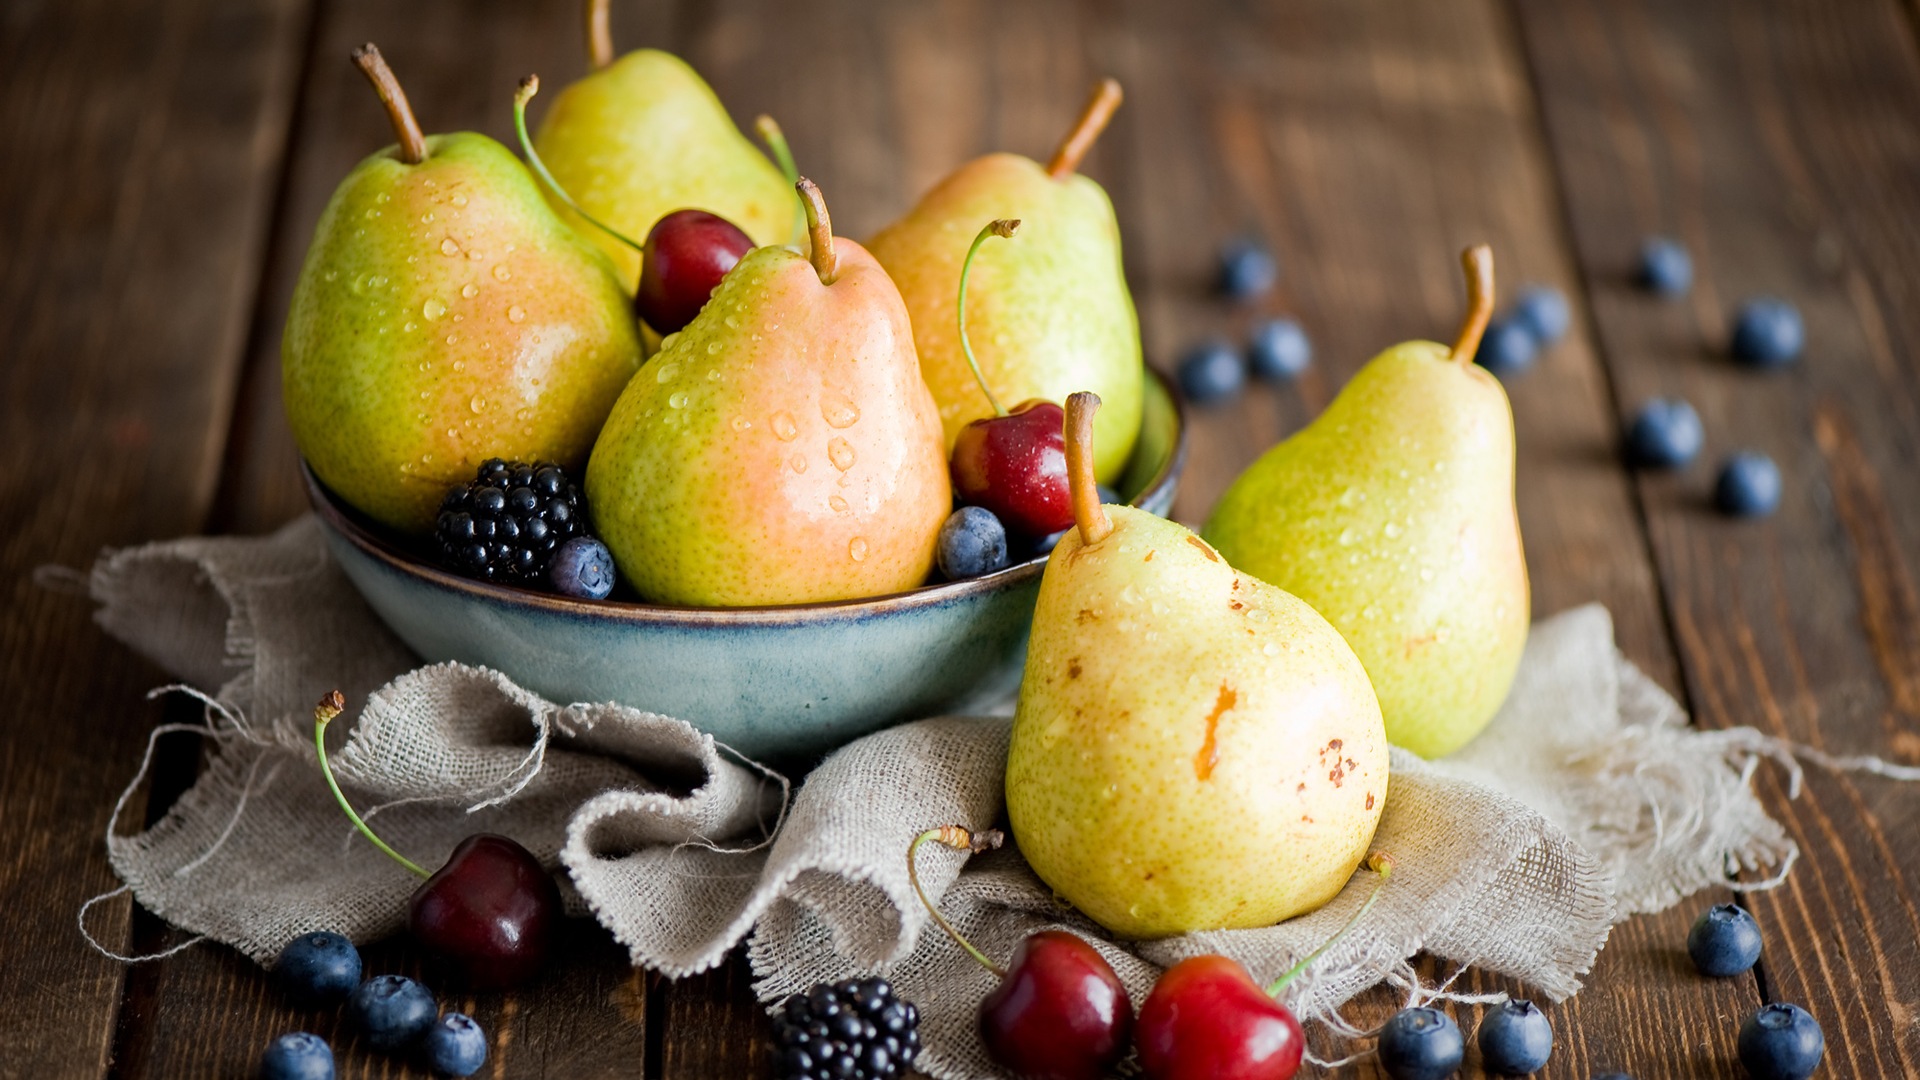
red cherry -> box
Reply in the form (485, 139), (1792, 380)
(409, 833), (563, 990)
(979, 930), (1132, 1080)
(950, 399), (1074, 539)
(635, 209), (755, 335)
(1135, 955), (1304, 1080)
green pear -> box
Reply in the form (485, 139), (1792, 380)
(585, 180), (951, 606)
(283, 45), (642, 534)
(529, 0), (798, 289)
(1006, 394), (1388, 940)
(1205, 246), (1529, 759)
(867, 79), (1142, 483)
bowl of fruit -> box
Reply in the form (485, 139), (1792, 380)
(290, 53), (1178, 758)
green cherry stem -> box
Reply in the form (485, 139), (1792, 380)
(908, 826), (1008, 979)
(313, 691), (430, 880)
(754, 115), (807, 245)
(1264, 850), (1394, 997)
(512, 75), (646, 256)
(958, 219), (1021, 417)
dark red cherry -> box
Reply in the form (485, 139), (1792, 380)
(1135, 955), (1304, 1080)
(635, 208), (755, 335)
(979, 930), (1132, 1080)
(950, 399), (1073, 539)
(409, 833), (563, 990)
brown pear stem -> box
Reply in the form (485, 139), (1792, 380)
(585, 0), (614, 70)
(351, 44), (427, 166)
(1065, 392), (1113, 545)
(797, 178), (838, 285)
(1046, 78), (1124, 179)
(1450, 244), (1496, 364)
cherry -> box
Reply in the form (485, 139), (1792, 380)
(1135, 852), (1395, 1080)
(909, 827), (1131, 1079)
(314, 692), (561, 989)
(945, 220), (1077, 539)
(634, 209), (755, 335)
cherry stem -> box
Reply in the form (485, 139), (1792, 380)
(512, 75), (645, 255)
(1264, 851), (1395, 997)
(755, 115), (801, 185)
(313, 691), (430, 880)
(797, 178), (838, 285)
(351, 44), (427, 166)
(1046, 78), (1123, 180)
(907, 826), (1008, 979)
(1450, 244), (1495, 364)
(1065, 392), (1113, 545)
(585, 0), (614, 70)
(957, 219), (1021, 417)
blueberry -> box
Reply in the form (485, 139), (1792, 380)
(1637, 236), (1693, 296)
(1377, 1006), (1464, 1080)
(259, 1032), (334, 1080)
(1248, 318), (1313, 380)
(1713, 453), (1783, 519)
(1026, 528), (1070, 559)
(1738, 1003), (1824, 1080)
(1096, 484), (1122, 506)
(1477, 998), (1553, 1075)
(1731, 298), (1804, 368)
(350, 974), (438, 1053)
(937, 507), (1009, 580)
(275, 931), (361, 1007)
(1626, 398), (1704, 468)
(1216, 237), (1277, 299)
(1514, 286), (1572, 344)
(1177, 339), (1247, 404)
(1687, 902), (1764, 977)
(422, 1012), (488, 1077)
(1475, 318), (1539, 376)
(548, 535), (617, 599)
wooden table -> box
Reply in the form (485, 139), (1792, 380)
(5, 0), (1917, 1075)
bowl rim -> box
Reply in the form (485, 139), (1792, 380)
(306, 367), (1188, 626)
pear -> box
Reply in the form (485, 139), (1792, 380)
(528, 0), (798, 289)
(283, 45), (642, 534)
(1006, 393), (1388, 940)
(868, 80), (1142, 483)
(1204, 246), (1529, 759)
(585, 180), (951, 606)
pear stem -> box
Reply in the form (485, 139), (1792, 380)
(312, 692), (430, 880)
(585, 0), (614, 70)
(1065, 392), (1113, 545)
(1045, 78), (1123, 180)
(513, 75), (646, 255)
(957, 220), (1021, 418)
(1264, 851), (1394, 997)
(907, 827), (1008, 979)
(351, 44), (427, 166)
(1450, 244), (1496, 364)
(797, 178), (838, 285)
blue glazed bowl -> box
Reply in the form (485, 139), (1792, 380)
(308, 370), (1187, 760)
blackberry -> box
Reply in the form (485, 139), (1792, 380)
(771, 977), (920, 1080)
(434, 459), (586, 584)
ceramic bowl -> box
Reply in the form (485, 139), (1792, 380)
(308, 370), (1187, 760)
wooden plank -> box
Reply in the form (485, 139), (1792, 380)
(0, 0), (311, 1074)
(1089, 1), (1738, 1076)
(1512, 0), (1920, 1073)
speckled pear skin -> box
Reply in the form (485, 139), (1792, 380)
(867, 153), (1143, 483)
(283, 133), (643, 534)
(1203, 341), (1529, 759)
(1006, 507), (1388, 939)
(532, 50), (797, 289)
(585, 239), (951, 606)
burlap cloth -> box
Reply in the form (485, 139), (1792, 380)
(76, 516), (1819, 1076)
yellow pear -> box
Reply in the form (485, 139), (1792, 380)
(1205, 246), (1529, 758)
(868, 80), (1142, 483)
(1006, 394), (1388, 939)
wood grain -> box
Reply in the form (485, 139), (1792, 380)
(1513, 0), (1920, 1072)
(0, 0), (310, 1075)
